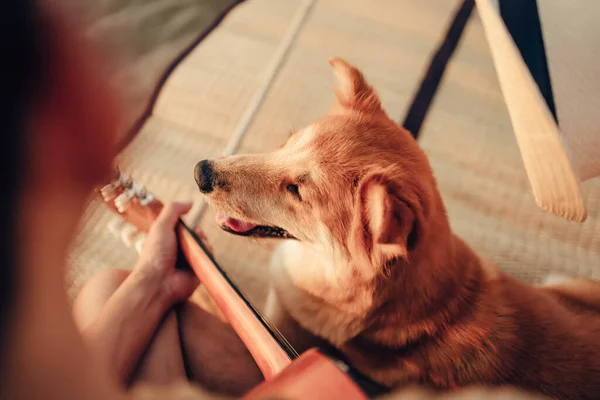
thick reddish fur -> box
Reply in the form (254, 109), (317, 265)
(198, 57), (600, 400)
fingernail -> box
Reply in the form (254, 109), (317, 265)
(171, 202), (192, 212)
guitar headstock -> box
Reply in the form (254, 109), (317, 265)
(97, 168), (164, 252)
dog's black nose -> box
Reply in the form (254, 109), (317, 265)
(194, 160), (216, 193)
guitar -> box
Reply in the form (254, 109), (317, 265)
(98, 169), (388, 399)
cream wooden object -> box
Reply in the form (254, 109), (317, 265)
(475, 0), (586, 222)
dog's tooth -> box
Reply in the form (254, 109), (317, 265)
(120, 223), (139, 247)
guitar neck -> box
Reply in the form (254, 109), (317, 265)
(97, 172), (387, 397)
(177, 222), (296, 378)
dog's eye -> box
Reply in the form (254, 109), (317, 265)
(286, 184), (302, 201)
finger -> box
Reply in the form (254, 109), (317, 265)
(193, 226), (208, 242)
(153, 202), (192, 231)
(194, 229), (214, 253)
(196, 229), (207, 240)
(202, 240), (214, 255)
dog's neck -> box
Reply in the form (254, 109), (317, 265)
(360, 231), (488, 348)
(275, 203), (491, 349)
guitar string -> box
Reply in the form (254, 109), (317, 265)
(180, 223), (299, 359)
(181, 0), (317, 360)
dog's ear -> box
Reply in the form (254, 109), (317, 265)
(355, 171), (417, 263)
(329, 57), (382, 114)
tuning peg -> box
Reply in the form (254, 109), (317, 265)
(107, 169), (125, 188)
(114, 190), (134, 213)
(100, 183), (118, 201)
(120, 223), (139, 247)
(122, 176), (133, 190)
(130, 182), (155, 207)
(131, 182), (145, 197)
(134, 234), (147, 254)
(139, 192), (154, 206)
(106, 217), (125, 236)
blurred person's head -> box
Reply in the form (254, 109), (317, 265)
(0, 1), (120, 396)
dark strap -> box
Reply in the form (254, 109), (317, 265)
(403, 0), (557, 140)
(402, 0), (474, 140)
(499, 0), (557, 122)
(316, 346), (389, 398)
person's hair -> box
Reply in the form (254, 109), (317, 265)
(0, 0), (42, 353)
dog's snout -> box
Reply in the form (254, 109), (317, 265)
(194, 160), (216, 193)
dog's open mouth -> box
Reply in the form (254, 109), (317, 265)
(215, 212), (296, 239)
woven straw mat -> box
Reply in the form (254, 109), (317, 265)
(67, 0), (600, 312)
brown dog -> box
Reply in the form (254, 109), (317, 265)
(194, 58), (600, 400)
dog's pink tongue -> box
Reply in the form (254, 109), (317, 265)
(215, 212), (256, 233)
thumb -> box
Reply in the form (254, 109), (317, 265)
(164, 270), (200, 303)
(153, 202), (192, 231)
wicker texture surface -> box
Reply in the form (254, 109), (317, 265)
(67, 0), (600, 309)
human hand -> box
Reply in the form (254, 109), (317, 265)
(132, 201), (210, 306)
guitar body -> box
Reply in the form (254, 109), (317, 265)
(243, 349), (368, 400)
(98, 170), (388, 398)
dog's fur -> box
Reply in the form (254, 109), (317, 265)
(195, 58), (600, 400)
